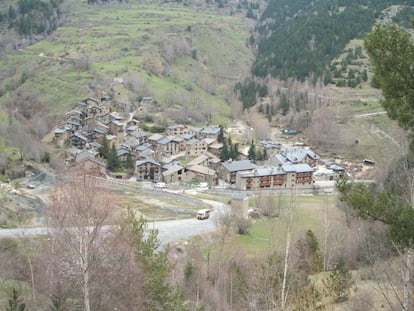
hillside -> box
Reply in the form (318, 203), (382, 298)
(0, 0), (253, 144)
(251, 0), (414, 82)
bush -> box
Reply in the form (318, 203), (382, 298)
(235, 217), (251, 235)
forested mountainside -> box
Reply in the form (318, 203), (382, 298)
(251, 0), (414, 82)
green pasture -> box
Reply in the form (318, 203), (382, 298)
(238, 195), (340, 255)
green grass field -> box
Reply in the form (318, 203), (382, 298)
(237, 195), (345, 256)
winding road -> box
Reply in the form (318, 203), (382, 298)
(0, 199), (227, 245)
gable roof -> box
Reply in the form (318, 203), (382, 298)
(135, 158), (160, 167)
(187, 154), (209, 167)
(162, 164), (184, 177)
(187, 165), (216, 176)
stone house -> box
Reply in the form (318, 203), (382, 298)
(135, 158), (161, 181)
(166, 124), (192, 136)
(186, 165), (217, 186)
(186, 139), (207, 156)
(220, 160), (257, 184)
(162, 164), (185, 184)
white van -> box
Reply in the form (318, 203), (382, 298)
(196, 209), (210, 220)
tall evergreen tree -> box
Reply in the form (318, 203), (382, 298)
(125, 151), (134, 171)
(365, 22), (414, 149)
(127, 211), (189, 311)
(218, 125), (225, 143)
(99, 135), (110, 159)
(248, 140), (256, 160)
(219, 140), (229, 161)
(231, 143), (239, 161)
(107, 145), (119, 171)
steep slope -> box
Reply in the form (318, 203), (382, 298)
(0, 0), (253, 129)
(251, 0), (414, 82)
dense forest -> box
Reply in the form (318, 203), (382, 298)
(235, 0), (414, 110)
(252, 0), (413, 82)
(6, 0), (64, 37)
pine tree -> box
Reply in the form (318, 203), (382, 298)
(218, 125), (225, 143)
(6, 288), (27, 311)
(220, 140), (229, 161)
(99, 135), (109, 159)
(323, 259), (354, 302)
(107, 145), (119, 171)
(125, 151), (134, 171)
(127, 211), (189, 311)
(248, 140), (256, 161)
(231, 143), (239, 161)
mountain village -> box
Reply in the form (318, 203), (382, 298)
(53, 95), (354, 192)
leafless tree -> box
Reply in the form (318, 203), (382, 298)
(46, 171), (113, 311)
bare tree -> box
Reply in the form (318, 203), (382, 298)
(46, 171), (113, 311)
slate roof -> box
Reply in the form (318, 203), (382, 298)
(135, 158), (160, 167)
(187, 138), (200, 146)
(148, 133), (164, 142)
(281, 163), (314, 173)
(201, 126), (220, 136)
(162, 165), (184, 177)
(222, 160), (256, 172)
(187, 154), (209, 167)
(179, 133), (193, 140)
(187, 165), (216, 176)
(158, 137), (171, 145)
(135, 143), (152, 152)
(238, 166), (286, 178)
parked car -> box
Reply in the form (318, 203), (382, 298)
(196, 209), (210, 220)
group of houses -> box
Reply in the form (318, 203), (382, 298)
(53, 97), (329, 190)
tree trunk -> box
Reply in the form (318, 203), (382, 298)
(80, 233), (91, 311)
(402, 247), (411, 311)
(281, 195), (292, 309)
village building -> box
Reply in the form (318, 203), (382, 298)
(235, 163), (314, 190)
(236, 166), (286, 190)
(208, 142), (223, 156)
(200, 126), (221, 139)
(69, 133), (88, 149)
(270, 147), (320, 167)
(186, 165), (217, 186)
(174, 133), (194, 151)
(148, 133), (164, 145)
(135, 143), (155, 159)
(187, 154), (210, 167)
(74, 149), (106, 176)
(281, 164), (314, 189)
(166, 124), (192, 136)
(162, 164), (185, 184)
(108, 120), (124, 135)
(220, 160), (257, 184)
(135, 158), (161, 181)
(186, 138), (208, 156)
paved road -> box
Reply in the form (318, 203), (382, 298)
(0, 200), (228, 245)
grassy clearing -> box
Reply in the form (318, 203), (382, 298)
(237, 195), (343, 256)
